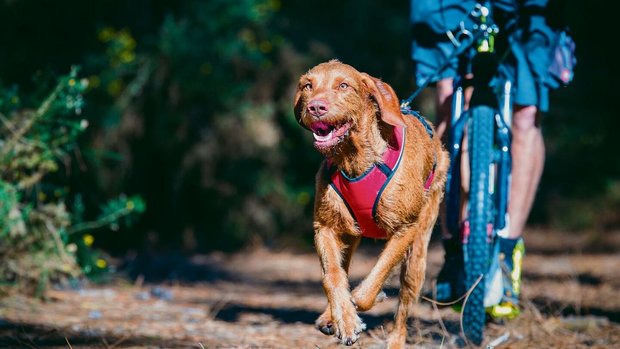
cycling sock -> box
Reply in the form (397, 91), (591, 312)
(487, 237), (525, 319)
(499, 236), (520, 255)
(499, 236), (525, 302)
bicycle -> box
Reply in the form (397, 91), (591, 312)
(402, 2), (514, 345)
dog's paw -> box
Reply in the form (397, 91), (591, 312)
(334, 307), (366, 346)
(315, 309), (335, 336)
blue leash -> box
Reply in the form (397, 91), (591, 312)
(400, 106), (434, 139)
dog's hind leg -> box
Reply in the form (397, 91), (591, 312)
(386, 226), (433, 349)
(316, 234), (361, 336)
(315, 228), (365, 345)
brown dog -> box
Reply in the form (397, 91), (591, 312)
(294, 60), (449, 348)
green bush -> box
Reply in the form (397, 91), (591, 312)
(0, 69), (144, 297)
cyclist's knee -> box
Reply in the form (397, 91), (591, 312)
(435, 78), (454, 103)
(512, 105), (541, 132)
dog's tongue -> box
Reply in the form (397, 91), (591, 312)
(310, 122), (332, 136)
(310, 122), (334, 142)
(310, 121), (351, 144)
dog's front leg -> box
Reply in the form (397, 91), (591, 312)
(350, 228), (420, 312)
(316, 234), (361, 336)
(315, 227), (366, 346)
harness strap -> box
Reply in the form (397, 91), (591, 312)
(324, 114), (438, 239)
(401, 106), (436, 192)
(401, 106), (434, 138)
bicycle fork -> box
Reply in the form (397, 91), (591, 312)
(445, 79), (512, 241)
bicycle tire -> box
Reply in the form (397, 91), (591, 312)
(462, 105), (495, 345)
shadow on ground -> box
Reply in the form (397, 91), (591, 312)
(0, 320), (192, 349)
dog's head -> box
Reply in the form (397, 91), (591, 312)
(294, 60), (405, 156)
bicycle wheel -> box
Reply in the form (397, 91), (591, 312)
(462, 105), (495, 345)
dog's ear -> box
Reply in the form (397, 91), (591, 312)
(293, 82), (309, 128)
(361, 73), (406, 127)
(293, 87), (303, 122)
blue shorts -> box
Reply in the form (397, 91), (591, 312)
(411, 0), (556, 112)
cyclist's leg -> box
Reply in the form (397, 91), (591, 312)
(435, 77), (475, 237)
(490, 104), (543, 316)
(435, 77), (454, 241)
(431, 78), (469, 303)
(509, 104), (545, 238)
(434, 78), (453, 143)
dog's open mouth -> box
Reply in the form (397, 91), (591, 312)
(310, 121), (351, 149)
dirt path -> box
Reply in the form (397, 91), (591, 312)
(1, 232), (619, 348)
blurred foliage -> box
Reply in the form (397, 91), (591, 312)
(0, 0), (617, 270)
(0, 69), (144, 296)
(2, 0), (320, 255)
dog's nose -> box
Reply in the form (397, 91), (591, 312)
(307, 99), (328, 117)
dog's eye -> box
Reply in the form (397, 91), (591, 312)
(303, 83), (312, 91)
(339, 82), (349, 89)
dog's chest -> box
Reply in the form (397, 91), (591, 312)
(326, 127), (406, 239)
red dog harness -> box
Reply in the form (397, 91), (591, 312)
(327, 122), (436, 239)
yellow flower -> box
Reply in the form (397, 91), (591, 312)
(239, 28), (255, 44)
(37, 192), (47, 201)
(83, 234), (94, 246)
(96, 259), (107, 269)
(107, 79), (123, 96)
(126, 200), (135, 210)
(88, 75), (101, 89)
(297, 191), (310, 205)
(259, 41), (272, 53)
(120, 51), (135, 64)
(269, 0), (281, 10)
(118, 30), (136, 50)
(98, 27), (115, 42)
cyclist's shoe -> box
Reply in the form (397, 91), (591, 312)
(487, 236), (525, 319)
(432, 238), (466, 303)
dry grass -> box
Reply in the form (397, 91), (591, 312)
(0, 233), (618, 348)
